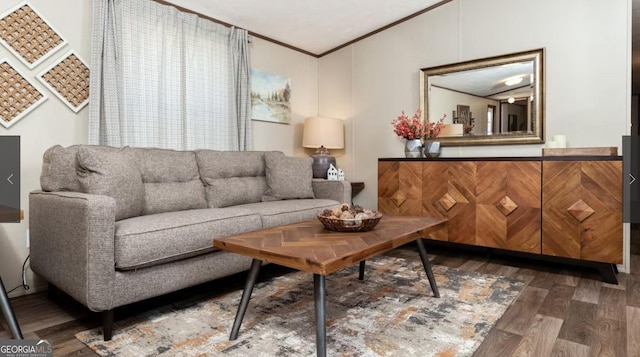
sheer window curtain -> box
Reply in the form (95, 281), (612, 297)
(89, 0), (252, 150)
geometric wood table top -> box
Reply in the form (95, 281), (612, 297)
(214, 215), (447, 275)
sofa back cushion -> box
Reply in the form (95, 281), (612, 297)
(263, 151), (315, 200)
(75, 146), (144, 220)
(129, 148), (207, 215)
(40, 145), (82, 192)
(195, 150), (269, 208)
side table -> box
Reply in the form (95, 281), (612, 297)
(350, 182), (364, 197)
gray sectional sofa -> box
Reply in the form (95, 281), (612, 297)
(29, 145), (351, 340)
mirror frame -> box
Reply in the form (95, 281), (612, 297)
(420, 48), (545, 146)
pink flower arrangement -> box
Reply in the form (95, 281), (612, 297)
(426, 114), (446, 139)
(464, 117), (475, 134)
(391, 109), (427, 140)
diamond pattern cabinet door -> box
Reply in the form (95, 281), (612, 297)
(398, 161), (423, 216)
(378, 161), (422, 216)
(421, 161), (476, 245)
(422, 161), (449, 241)
(579, 161), (622, 263)
(542, 161), (582, 259)
(475, 161), (541, 254)
(542, 160), (622, 263)
(506, 161), (542, 254)
(378, 161), (400, 215)
(476, 161), (509, 249)
(447, 162), (477, 245)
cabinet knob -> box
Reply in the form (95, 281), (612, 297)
(496, 196), (518, 216)
(437, 193), (457, 211)
(567, 199), (595, 222)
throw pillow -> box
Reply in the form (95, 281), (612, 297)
(40, 145), (82, 192)
(76, 146), (144, 220)
(263, 152), (315, 201)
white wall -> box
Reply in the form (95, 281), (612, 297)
(319, 0), (630, 209)
(318, 2), (461, 206)
(0, 0), (92, 297)
(319, 47), (353, 178)
(0, 4), (320, 297)
(250, 38), (319, 157)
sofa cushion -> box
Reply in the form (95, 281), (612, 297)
(263, 152), (315, 201)
(142, 181), (206, 215)
(130, 148), (207, 215)
(114, 207), (261, 270)
(205, 177), (268, 208)
(40, 145), (82, 192)
(196, 150), (270, 208)
(236, 199), (338, 228)
(76, 146), (144, 220)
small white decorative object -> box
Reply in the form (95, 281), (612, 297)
(327, 164), (338, 181)
(337, 168), (345, 181)
(553, 135), (567, 148)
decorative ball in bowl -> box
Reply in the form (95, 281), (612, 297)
(317, 204), (383, 232)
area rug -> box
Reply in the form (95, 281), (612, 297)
(76, 250), (525, 356)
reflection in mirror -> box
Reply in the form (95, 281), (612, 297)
(420, 48), (544, 146)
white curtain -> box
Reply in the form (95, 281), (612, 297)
(89, 0), (252, 150)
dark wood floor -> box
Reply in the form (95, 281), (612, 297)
(1, 236), (639, 357)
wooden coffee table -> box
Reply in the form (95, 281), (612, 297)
(213, 215), (447, 357)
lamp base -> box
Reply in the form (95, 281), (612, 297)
(311, 153), (336, 179)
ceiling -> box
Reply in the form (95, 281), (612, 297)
(430, 62), (534, 100)
(164, 0), (444, 56)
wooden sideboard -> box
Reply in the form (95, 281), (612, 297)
(378, 156), (623, 282)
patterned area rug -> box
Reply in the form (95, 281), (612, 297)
(76, 250), (525, 356)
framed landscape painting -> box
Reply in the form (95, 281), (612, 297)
(251, 69), (291, 124)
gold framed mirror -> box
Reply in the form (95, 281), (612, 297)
(420, 48), (544, 146)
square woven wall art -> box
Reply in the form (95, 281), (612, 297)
(0, 2), (67, 69)
(38, 51), (89, 112)
(0, 57), (47, 128)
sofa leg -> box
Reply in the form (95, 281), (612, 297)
(102, 309), (114, 341)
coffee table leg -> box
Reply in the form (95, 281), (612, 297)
(314, 274), (326, 357)
(0, 277), (23, 339)
(358, 260), (366, 280)
(416, 238), (440, 298)
(230, 259), (262, 340)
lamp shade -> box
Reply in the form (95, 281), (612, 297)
(302, 117), (344, 149)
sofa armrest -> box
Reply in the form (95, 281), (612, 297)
(29, 191), (116, 311)
(312, 179), (352, 204)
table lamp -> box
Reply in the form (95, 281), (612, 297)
(302, 117), (344, 179)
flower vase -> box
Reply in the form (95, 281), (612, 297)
(424, 141), (441, 158)
(404, 139), (422, 158)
